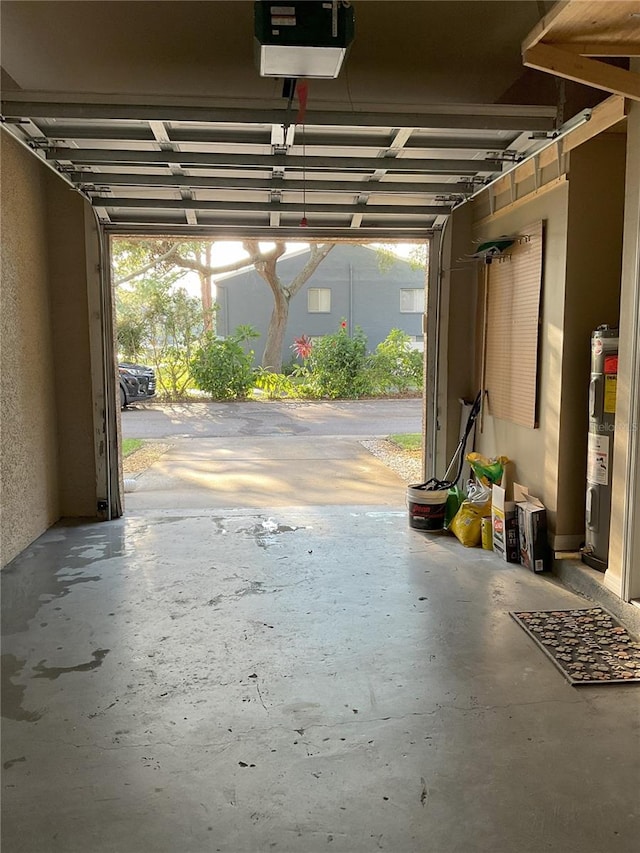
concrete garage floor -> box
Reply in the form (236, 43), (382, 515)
(124, 436), (409, 510)
(2, 444), (640, 852)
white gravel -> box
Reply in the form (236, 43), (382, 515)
(360, 439), (424, 484)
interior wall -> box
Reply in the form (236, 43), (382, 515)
(0, 132), (101, 569)
(0, 133), (60, 566)
(439, 203), (477, 471)
(608, 88), (640, 601)
(469, 183), (570, 540)
(558, 134), (627, 545)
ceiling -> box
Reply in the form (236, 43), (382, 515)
(0, 1), (582, 239)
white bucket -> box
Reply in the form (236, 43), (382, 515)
(407, 485), (449, 531)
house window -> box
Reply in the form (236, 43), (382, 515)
(400, 288), (425, 313)
(308, 288), (331, 313)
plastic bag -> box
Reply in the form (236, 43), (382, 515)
(467, 453), (510, 486)
(464, 479), (491, 505)
(450, 485), (492, 547)
(444, 486), (465, 529)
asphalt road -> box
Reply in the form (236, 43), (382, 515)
(121, 398), (423, 440)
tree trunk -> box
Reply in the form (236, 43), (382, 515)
(262, 289), (289, 372)
(115, 239), (336, 372)
(242, 240), (288, 371)
(200, 243), (214, 332)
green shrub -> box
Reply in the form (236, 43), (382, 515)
(190, 327), (258, 400)
(154, 348), (199, 400)
(286, 365), (320, 399)
(368, 328), (423, 393)
(308, 322), (372, 398)
(253, 367), (296, 399)
(280, 357), (299, 376)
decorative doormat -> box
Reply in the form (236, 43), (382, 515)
(510, 607), (640, 685)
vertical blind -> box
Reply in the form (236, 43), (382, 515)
(484, 220), (544, 428)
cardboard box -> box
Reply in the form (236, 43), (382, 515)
(514, 483), (548, 572)
(491, 483), (519, 562)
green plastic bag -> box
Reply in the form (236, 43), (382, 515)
(444, 486), (465, 529)
(467, 453), (509, 486)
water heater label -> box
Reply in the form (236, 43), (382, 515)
(587, 433), (609, 486)
(604, 375), (617, 414)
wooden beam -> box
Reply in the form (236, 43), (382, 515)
(539, 143), (560, 170)
(524, 43), (640, 101)
(563, 94), (628, 152)
(474, 95), (625, 203)
(490, 148), (562, 198)
(472, 104), (623, 214)
(522, 1), (573, 51)
(472, 176), (567, 226)
(491, 160), (535, 197)
(556, 42), (640, 57)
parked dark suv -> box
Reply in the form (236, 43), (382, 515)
(119, 363), (156, 408)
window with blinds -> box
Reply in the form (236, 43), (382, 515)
(308, 287), (331, 313)
(483, 220), (544, 429)
(400, 288), (425, 313)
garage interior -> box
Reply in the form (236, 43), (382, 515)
(2, 2), (640, 851)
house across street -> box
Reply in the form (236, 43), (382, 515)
(216, 243), (426, 365)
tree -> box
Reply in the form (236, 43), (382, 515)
(112, 238), (335, 373)
(374, 242), (430, 273)
(242, 241), (334, 371)
(116, 273), (205, 399)
(113, 239), (248, 333)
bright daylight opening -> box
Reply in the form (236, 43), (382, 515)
(112, 237), (429, 510)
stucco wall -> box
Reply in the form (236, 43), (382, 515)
(1, 133), (101, 568)
(0, 133), (60, 565)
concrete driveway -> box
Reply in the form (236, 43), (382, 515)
(122, 399), (424, 511)
(121, 398), (423, 439)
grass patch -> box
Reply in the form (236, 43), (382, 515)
(388, 433), (421, 451)
(122, 438), (144, 457)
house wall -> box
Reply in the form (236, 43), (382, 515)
(349, 248), (425, 346)
(0, 133), (101, 568)
(218, 245), (425, 365)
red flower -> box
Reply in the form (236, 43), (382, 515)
(292, 334), (313, 359)
(340, 321), (347, 329)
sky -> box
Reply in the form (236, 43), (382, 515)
(176, 241), (422, 298)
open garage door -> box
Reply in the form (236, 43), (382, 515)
(1, 94), (559, 510)
(1, 0), (567, 522)
(1, 96), (557, 239)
